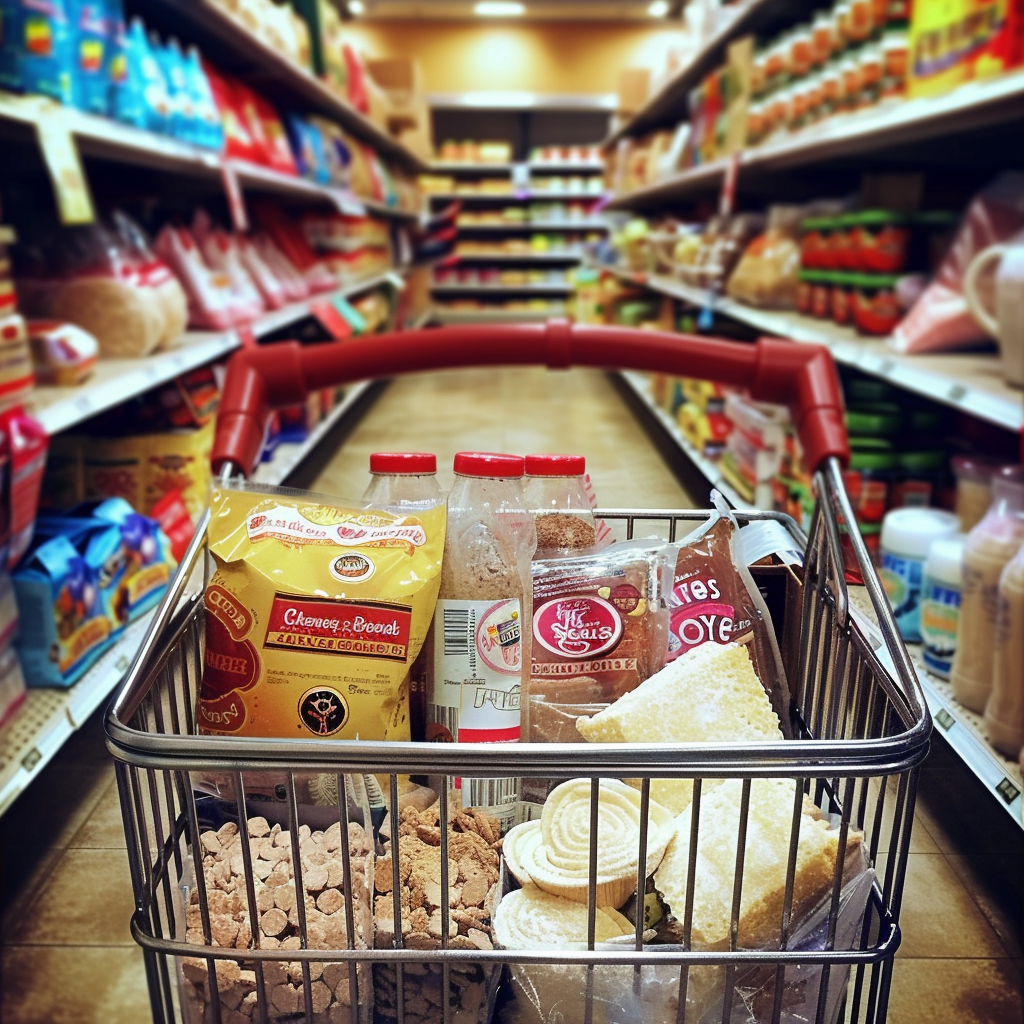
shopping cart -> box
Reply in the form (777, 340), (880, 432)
(105, 321), (931, 1024)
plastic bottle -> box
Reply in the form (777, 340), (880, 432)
(920, 536), (964, 678)
(184, 44), (223, 152)
(125, 20), (168, 133)
(426, 452), (536, 834)
(103, 0), (128, 119)
(951, 467), (1024, 713)
(0, 0), (73, 103)
(67, 0), (107, 114)
(879, 507), (960, 643)
(157, 36), (195, 143)
(984, 542), (1024, 758)
(951, 455), (1005, 533)
(522, 453), (598, 556)
(362, 452), (442, 508)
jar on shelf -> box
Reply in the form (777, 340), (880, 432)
(952, 455), (1007, 532)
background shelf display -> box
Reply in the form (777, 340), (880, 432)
(431, 308), (560, 324)
(607, 72), (1024, 210)
(455, 220), (609, 232)
(605, 268), (1023, 433)
(28, 272), (402, 436)
(430, 283), (572, 296)
(138, 0), (428, 172)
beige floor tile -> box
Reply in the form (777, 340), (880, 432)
(886, 958), (1024, 1024)
(890, 853), (1009, 959)
(71, 777), (128, 850)
(9, 848), (136, 947)
(864, 777), (940, 855)
(311, 369), (698, 509)
(0, 847), (67, 938)
(945, 854), (1024, 960)
(0, 945), (152, 1024)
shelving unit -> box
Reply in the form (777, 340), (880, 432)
(606, 70), (1024, 211)
(136, 0), (428, 173)
(619, 370), (746, 508)
(28, 271), (401, 436)
(431, 283), (572, 296)
(604, 268), (1023, 432)
(0, 94), (422, 221)
(430, 154), (607, 321)
(0, 266), (406, 816)
(431, 308), (559, 324)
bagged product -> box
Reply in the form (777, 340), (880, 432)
(892, 173), (1024, 353)
(526, 543), (673, 743)
(236, 235), (288, 309)
(0, 0), (73, 103)
(17, 218), (180, 356)
(192, 210), (265, 322)
(67, 0), (107, 114)
(666, 502), (791, 731)
(726, 205), (803, 309)
(197, 482), (445, 741)
(153, 224), (241, 330)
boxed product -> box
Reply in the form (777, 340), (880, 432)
(0, 314), (34, 410)
(13, 534), (111, 686)
(26, 320), (98, 386)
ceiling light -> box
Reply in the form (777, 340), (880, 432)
(347, 0), (364, 13)
(648, 0), (670, 15)
(474, 1), (526, 15)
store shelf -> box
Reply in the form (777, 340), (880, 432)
(139, 0), (427, 172)
(430, 160), (605, 174)
(430, 283), (572, 296)
(456, 220), (609, 232)
(431, 308), (564, 324)
(429, 191), (605, 203)
(230, 161), (420, 220)
(604, 0), (787, 147)
(449, 252), (584, 263)
(848, 593), (1023, 829)
(607, 71), (1024, 210)
(0, 609), (155, 818)
(251, 381), (374, 486)
(607, 268), (1023, 432)
(29, 273), (404, 436)
(618, 370), (746, 508)
(430, 162), (515, 174)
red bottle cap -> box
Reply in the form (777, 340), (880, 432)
(453, 452), (525, 478)
(369, 452), (437, 474)
(524, 454), (586, 477)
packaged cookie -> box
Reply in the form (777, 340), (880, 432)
(373, 806), (503, 1024)
(179, 813), (375, 1024)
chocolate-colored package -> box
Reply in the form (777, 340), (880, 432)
(521, 543), (673, 812)
(667, 507), (792, 734)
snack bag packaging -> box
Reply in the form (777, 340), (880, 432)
(667, 500), (792, 732)
(197, 481), (446, 743)
(523, 542), (673, 811)
(0, 0), (73, 103)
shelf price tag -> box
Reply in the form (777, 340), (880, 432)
(222, 162), (249, 232)
(935, 707), (955, 731)
(995, 777), (1021, 805)
(36, 112), (95, 225)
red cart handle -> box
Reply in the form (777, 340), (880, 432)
(212, 320), (849, 477)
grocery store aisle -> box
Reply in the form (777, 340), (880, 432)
(0, 368), (1021, 1024)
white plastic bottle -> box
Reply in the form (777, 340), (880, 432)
(426, 452), (536, 833)
(920, 536), (965, 679)
(362, 452), (443, 507)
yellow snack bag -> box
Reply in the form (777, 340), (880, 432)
(198, 482), (446, 742)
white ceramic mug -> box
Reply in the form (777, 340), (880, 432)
(964, 240), (1024, 388)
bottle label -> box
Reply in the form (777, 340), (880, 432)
(880, 552), (923, 641)
(921, 580), (960, 676)
(428, 598), (522, 830)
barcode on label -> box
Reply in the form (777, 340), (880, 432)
(466, 777), (518, 810)
(443, 608), (471, 656)
(428, 703), (459, 739)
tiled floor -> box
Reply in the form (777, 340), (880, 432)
(1, 369), (1022, 1023)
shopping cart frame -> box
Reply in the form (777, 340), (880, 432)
(106, 320), (931, 1024)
